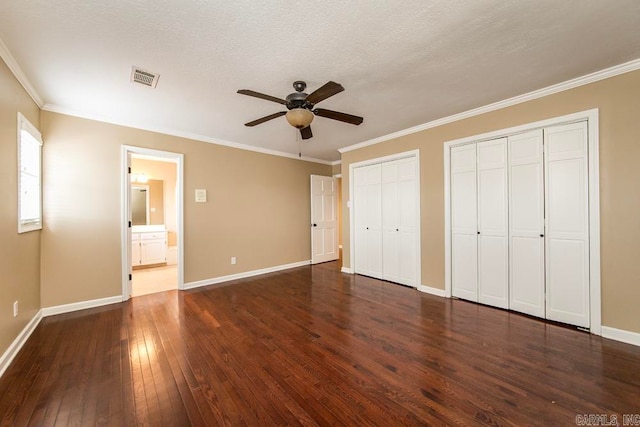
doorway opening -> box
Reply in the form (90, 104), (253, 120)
(121, 146), (184, 300)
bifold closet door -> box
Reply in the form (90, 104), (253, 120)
(451, 144), (478, 301)
(396, 158), (418, 286)
(508, 130), (545, 318)
(382, 161), (400, 284)
(382, 158), (418, 287)
(353, 166), (368, 275)
(354, 164), (383, 279)
(477, 138), (509, 308)
(545, 122), (590, 328)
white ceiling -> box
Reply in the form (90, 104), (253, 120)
(1, 1), (639, 162)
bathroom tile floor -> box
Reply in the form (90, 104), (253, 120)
(132, 264), (177, 296)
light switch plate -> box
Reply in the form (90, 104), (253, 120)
(195, 189), (207, 203)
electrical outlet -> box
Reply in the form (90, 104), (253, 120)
(231, 257), (237, 265)
(13, 301), (18, 317)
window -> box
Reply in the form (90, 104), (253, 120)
(18, 113), (43, 233)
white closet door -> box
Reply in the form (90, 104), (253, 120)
(451, 145), (478, 301)
(354, 164), (383, 279)
(508, 130), (545, 317)
(397, 157), (418, 287)
(477, 138), (509, 308)
(365, 164), (383, 279)
(382, 161), (400, 283)
(545, 122), (590, 328)
(353, 166), (368, 275)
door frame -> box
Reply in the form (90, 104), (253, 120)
(443, 109), (601, 334)
(348, 149), (421, 287)
(120, 145), (185, 300)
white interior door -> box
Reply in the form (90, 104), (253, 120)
(354, 167), (368, 274)
(353, 165), (383, 278)
(365, 165), (383, 278)
(382, 162), (400, 283)
(545, 122), (590, 328)
(397, 157), (418, 287)
(311, 175), (339, 264)
(451, 144), (478, 301)
(477, 138), (509, 308)
(508, 130), (545, 317)
(354, 154), (420, 287)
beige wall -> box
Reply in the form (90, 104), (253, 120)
(147, 179), (165, 226)
(0, 59), (41, 355)
(341, 69), (640, 333)
(40, 112), (331, 307)
(131, 158), (177, 245)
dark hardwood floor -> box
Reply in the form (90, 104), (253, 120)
(1, 261), (639, 426)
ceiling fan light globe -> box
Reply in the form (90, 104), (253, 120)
(286, 108), (314, 129)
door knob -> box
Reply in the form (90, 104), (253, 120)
(312, 223), (317, 227)
(540, 234), (544, 237)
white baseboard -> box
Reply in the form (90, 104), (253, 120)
(341, 267), (353, 274)
(601, 326), (640, 347)
(184, 260), (310, 290)
(418, 285), (447, 297)
(0, 310), (43, 378)
(42, 295), (122, 317)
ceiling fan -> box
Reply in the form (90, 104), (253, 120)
(237, 81), (363, 140)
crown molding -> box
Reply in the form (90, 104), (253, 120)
(0, 38), (44, 108)
(5, 26), (637, 164)
(338, 57), (640, 154)
(42, 104), (334, 165)
(1, 35), (333, 164)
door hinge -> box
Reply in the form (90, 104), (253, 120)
(128, 167), (131, 173)
(128, 221), (132, 228)
(129, 274), (132, 281)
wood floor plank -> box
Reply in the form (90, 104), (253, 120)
(0, 261), (639, 426)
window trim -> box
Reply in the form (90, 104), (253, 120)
(17, 112), (43, 233)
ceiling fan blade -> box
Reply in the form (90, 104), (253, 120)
(300, 125), (313, 140)
(244, 111), (286, 127)
(314, 108), (363, 125)
(305, 81), (344, 105)
(237, 89), (287, 105)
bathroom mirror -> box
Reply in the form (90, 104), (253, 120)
(131, 185), (149, 225)
(131, 180), (164, 226)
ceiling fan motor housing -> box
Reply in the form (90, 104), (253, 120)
(285, 92), (310, 109)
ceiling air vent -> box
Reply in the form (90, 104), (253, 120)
(130, 66), (160, 88)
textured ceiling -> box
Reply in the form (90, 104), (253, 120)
(1, 0), (640, 162)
